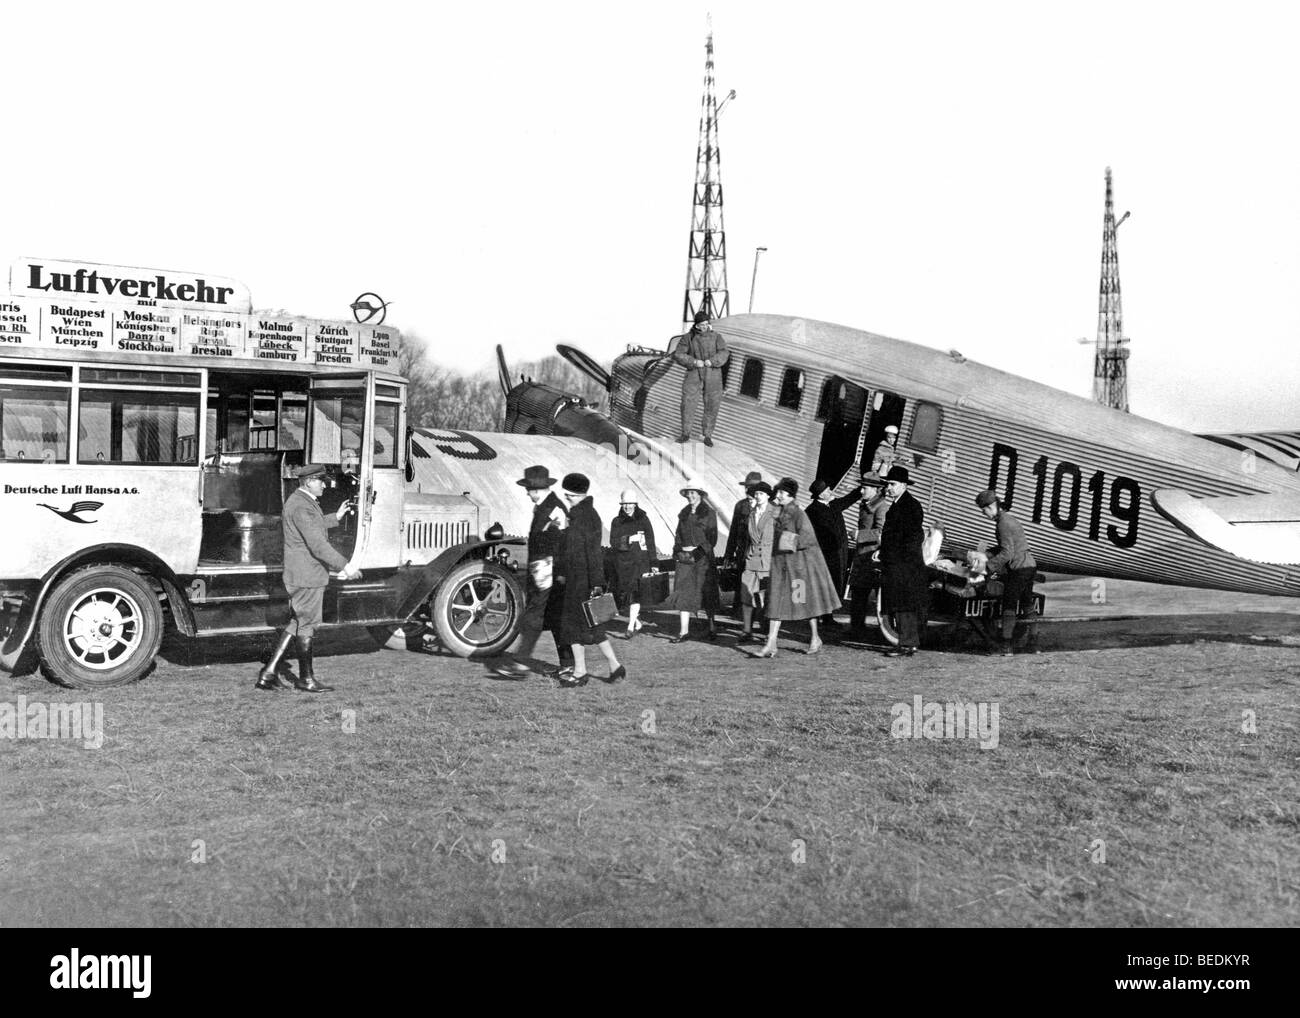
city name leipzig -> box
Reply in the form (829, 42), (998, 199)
(26, 264), (237, 305)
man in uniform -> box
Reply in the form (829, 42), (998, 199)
(256, 463), (361, 692)
(496, 464), (574, 678)
(806, 477), (864, 627)
(973, 489), (1039, 655)
(672, 310), (730, 446)
(877, 466), (927, 658)
(846, 471), (889, 637)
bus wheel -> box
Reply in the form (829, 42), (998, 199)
(36, 566), (163, 688)
(875, 588), (900, 647)
(432, 560), (524, 658)
(367, 621), (431, 652)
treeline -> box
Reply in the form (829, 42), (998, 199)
(396, 333), (608, 431)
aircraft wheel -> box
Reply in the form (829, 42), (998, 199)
(36, 565), (163, 688)
(431, 560), (524, 658)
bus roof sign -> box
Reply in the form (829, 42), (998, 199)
(11, 258), (252, 314)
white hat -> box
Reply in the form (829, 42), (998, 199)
(679, 478), (707, 497)
(884, 424), (899, 435)
(619, 488), (638, 504)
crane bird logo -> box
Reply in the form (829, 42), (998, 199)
(37, 500), (103, 524)
(351, 293), (392, 326)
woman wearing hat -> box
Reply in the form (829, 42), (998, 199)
(737, 481), (775, 643)
(556, 473), (626, 686)
(661, 482), (721, 642)
(608, 488), (658, 639)
(753, 478), (842, 657)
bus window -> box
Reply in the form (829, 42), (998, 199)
(374, 401), (399, 468)
(310, 392), (364, 464)
(0, 384), (71, 462)
(79, 388), (200, 465)
(279, 393), (306, 450)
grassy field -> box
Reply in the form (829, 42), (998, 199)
(2, 580), (1297, 927)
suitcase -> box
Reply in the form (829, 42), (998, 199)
(637, 570), (670, 605)
(581, 591), (618, 627)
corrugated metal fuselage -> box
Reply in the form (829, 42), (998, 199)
(607, 314), (1300, 598)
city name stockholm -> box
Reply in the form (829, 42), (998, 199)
(26, 264), (236, 305)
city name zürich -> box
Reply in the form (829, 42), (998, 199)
(27, 264), (236, 305)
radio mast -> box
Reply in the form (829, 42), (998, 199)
(681, 26), (731, 331)
(1093, 166), (1131, 411)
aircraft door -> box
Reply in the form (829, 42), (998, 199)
(815, 376), (868, 488)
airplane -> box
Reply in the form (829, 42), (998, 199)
(496, 312), (1300, 605)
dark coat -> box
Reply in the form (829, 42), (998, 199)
(608, 506), (657, 607)
(879, 490), (928, 613)
(805, 490), (859, 594)
(767, 502), (842, 620)
(722, 495), (752, 565)
(661, 501), (720, 612)
(557, 496), (606, 645)
(528, 491), (567, 563)
(282, 488), (348, 589)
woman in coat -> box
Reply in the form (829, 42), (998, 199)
(556, 473), (626, 686)
(754, 477), (843, 658)
(608, 488), (657, 639)
(737, 481), (775, 645)
(662, 482), (721, 642)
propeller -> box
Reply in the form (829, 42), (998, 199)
(496, 344), (513, 397)
(555, 344), (611, 390)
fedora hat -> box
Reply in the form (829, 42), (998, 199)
(516, 465), (557, 489)
(739, 470), (763, 488)
(885, 465), (911, 485)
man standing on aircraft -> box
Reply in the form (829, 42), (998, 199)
(256, 464), (361, 693)
(847, 471), (889, 638)
(972, 489), (1039, 655)
(672, 310), (730, 447)
(876, 466), (927, 658)
(806, 478), (863, 627)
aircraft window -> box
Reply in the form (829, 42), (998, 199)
(739, 358), (764, 398)
(777, 368), (805, 411)
(79, 388), (200, 465)
(910, 402), (943, 452)
(814, 377), (837, 421)
(0, 385), (70, 463)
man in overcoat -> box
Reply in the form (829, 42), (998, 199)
(806, 477), (863, 626)
(256, 463), (361, 692)
(877, 465), (927, 657)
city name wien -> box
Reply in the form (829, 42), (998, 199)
(49, 950), (150, 998)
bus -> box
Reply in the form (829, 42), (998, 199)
(0, 258), (526, 689)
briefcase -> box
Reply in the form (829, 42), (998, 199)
(582, 591), (618, 628)
(637, 570), (670, 605)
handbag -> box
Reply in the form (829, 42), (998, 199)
(776, 531), (799, 554)
(581, 591), (617, 627)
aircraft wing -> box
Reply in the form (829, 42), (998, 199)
(1150, 489), (1300, 565)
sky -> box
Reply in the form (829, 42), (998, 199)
(3, 0), (1298, 431)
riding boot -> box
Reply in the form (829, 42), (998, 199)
(291, 635), (333, 693)
(255, 630), (295, 690)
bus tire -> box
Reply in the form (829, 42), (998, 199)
(36, 565), (163, 688)
(431, 559), (524, 659)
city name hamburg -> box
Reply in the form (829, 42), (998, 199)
(27, 265), (236, 305)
